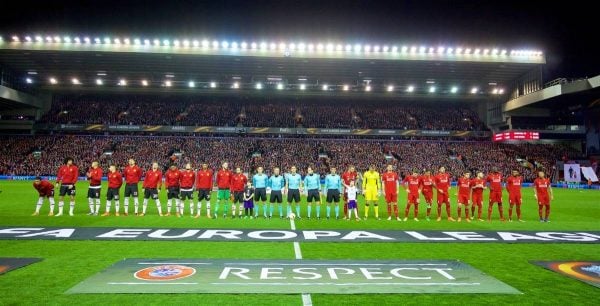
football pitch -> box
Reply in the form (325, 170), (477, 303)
(0, 180), (598, 305)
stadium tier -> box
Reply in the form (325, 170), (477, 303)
(0, 135), (580, 182)
(38, 94), (486, 130)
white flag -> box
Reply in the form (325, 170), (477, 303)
(581, 167), (599, 182)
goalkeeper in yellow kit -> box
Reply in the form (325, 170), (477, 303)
(362, 165), (382, 220)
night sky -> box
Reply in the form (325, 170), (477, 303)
(1, 0), (597, 81)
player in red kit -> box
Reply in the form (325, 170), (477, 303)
(230, 167), (248, 218)
(341, 165), (358, 219)
(179, 163), (196, 217)
(434, 166), (455, 221)
(165, 164), (182, 217)
(534, 171), (553, 222)
(195, 163), (214, 218)
(420, 170), (435, 221)
(456, 172), (472, 222)
(32, 176), (55, 216)
(56, 157), (79, 216)
(216, 162), (233, 218)
(506, 169), (524, 222)
(123, 158), (143, 215)
(486, 167), (505, 221)
(470, 172), (486, 221)
(102, 165), (123, 216)
(141, 162), (163, 216)
(86, 161), (103, 216)
(381, 165), (400, 221)
(402, 169), (422, 221)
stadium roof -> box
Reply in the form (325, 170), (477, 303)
(0, 34), (545, 97)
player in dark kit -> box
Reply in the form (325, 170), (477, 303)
(123, 158), (143, 215)
(56, 157), (79, 216)
(230, 167), (248, 218)
(32, 177), (55, 216)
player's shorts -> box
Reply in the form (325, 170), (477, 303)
(407, 193), (419, 205)
(217, 189), (230, 200)
(489, 191), (503, 204)
(287, 189), (301, 203)
(144, 188), (159, 199)
(197, 189), (211, 201)
(254, 188), (267, 201)
(167, 187), (180, 199)
(307, 189), (320, 202)
(537, 196), (550, 206)
(269, 190), (283, 203)
(385, 192), (398, 203)
(39, 190), (54, 198)
(458, 194), (469, 205)
(106, 187), (120, 200)
(422, 191), (433, 203)
(509, 193), (522, 205)
(348, 200), (357, 209)
(472, 194), (483, 206)
(124, 184), (139, 197)
(326, 189), (341, 203)
(180, 189), (194, 200)
(59, 184), (76, 197)
(232, 191), (244, 203)
(243, 200), (254, 209)
(87, 186), (100, 198)
(437, 191), (449, 204)
(364, 188), (378, 201)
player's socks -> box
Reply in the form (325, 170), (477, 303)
(414, 206), (419, 218)
(263, 203), (268, 218)
(404, 206), (410, 218)
(115, 201), (120, 214)
(544, 206), (550, 219)
(95, 199), (101, 214)
(508, 205), (514, 219)
(387, 203), (392, 216)
(516, 205), (521, 219)
(277, 204), (283, 217)
(488, 205), (493, 221)
(123, 198), (129, 214)
(286, 204), (292, 217)
(470, 205), (475, 218)
(231, 204), (237, 217)
(49, 198), (55, 213)
(498, 204), (505, 220)
(343, 203), (348, 218)
(206, 202), (211, 217)
(445, 204), (451, 218)
(57, 201), (64, 216)
(307, 204), (312, 218)
(88, 198), (94, 213)
(374, 205), (379, 218)
(465, 207), (470, 219)
(239, 204), (244, 217)
(269, 204), (274, 217)
(457, 206), (462, 218)
(214, 203), (220, 216)
(105, 201), (112, 213)
(197, 201), (202, 215)
(223, 202), (229, 215)
(167, 199), (173, 213)
(69, 201), (75, 216)
(437, 204), (442, 217)
(334, 205), (340, 218)
(134, 198), (139, 214)
(427, 204), (432, 218)
(142, 199), (148, 214)
(478, 207), (482, 219)
(35, 198), (43, 213)
(364, 204), (370, 218)
(295, 206), (301, 218)
(316, 205), (321, 218)
(326, 206), (331, 218)
(156, 200), (163, 215)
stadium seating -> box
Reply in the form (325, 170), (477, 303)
(0, 135), (580, 182)
(41, 95), (487, 130)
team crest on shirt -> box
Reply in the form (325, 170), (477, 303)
(134, 265), (196, 281)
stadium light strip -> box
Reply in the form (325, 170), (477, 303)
(1, 34), (544, 57)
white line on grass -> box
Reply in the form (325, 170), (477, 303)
(290, 218), (313, 306)
(107, 282), (199, 285)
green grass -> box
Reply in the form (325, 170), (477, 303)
(0, 181), (599, 305)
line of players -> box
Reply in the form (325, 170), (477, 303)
(32, 157), (554, 222)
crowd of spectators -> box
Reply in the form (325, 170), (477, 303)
(40, 95), (487, 131)
(0, 135), (580, 182)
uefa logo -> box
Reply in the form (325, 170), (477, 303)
(134, 265), (196, 281)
